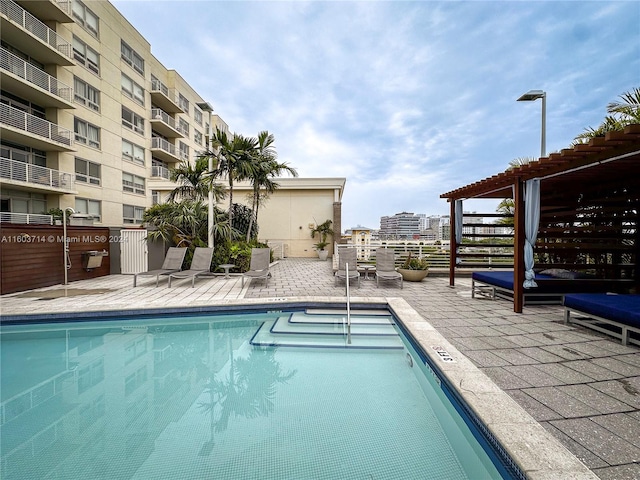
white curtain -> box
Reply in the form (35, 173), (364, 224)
(524, 178), (540, 288)
(455, 200), (463, 264)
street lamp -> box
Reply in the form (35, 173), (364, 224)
(517, 89), (546, 158)
(197, 102), (215, 248)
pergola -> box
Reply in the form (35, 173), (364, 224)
(441, 124), (640, 312)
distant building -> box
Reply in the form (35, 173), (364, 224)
(345, 225), (374, 260)
(379, 212), (420, 239)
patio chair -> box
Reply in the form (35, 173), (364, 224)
(334, 247), (359, 287)
(168, 247), (214, 287)
(375, 248), (402, 289)
(242, 248), (272, 287)
(133, 247), (187, 287)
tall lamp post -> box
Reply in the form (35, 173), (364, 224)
(517, 90), (546, 158)
(197, 102), (215, 248)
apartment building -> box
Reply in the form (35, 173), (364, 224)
(1, 0), (228, 226)
(379, 211), (421, 239)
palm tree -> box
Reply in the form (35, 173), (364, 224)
(210, 128), (258, 241)
(245, 131), (298, 241)
(167, 157), (226, 203)
(574, 87), (640, 143)
(143, 200), (230, 249)
(505, 156), (535, 171)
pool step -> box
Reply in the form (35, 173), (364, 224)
(293, 311), (394, 325)
(250, 315), (403, 350)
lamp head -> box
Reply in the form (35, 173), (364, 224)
(517, 90), (545, 102)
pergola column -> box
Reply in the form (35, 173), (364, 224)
(513, 178), (525, 313)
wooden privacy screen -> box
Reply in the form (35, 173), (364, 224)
(0, 224), (110, 295)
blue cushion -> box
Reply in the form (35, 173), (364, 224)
(564, 294), (640, 328)
(472, 271), (554, 291)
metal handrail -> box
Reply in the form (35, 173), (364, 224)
(345, 262), (352, 345)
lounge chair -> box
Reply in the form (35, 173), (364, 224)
(564, 293), (640, 346)
(375, 248), (402, 289)
(133, 247), (187, 287)
(334, 247), (359, 287)
(471, 270), (635, 305)
(241, 248), (272, 288)
(168, 247), (214, 287)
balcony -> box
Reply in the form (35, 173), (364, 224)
(0, 212), (53, 224)
(1, 0), (74, 65)
(150, 79), (183, 113)
(0, 47), (74, 109)
(150, 108), (183, 138)
(150, 137), (181, 163)
(0, 156), (75, 193)
(15, 0), (73, 23)
(151, 165), (170, 179)
(1, 103), (74, 151)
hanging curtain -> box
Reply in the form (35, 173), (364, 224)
(523, 178), (540, 288)
(455, 200), (463, 264)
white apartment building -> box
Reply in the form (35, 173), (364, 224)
(1, 0), (227, 226)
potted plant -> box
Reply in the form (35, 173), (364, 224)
(398, 252), (429, 282)
(310, 219), (334, 261)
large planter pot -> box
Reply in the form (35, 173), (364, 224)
(398, 268), (429, 282)
(317, 249), (329, 261)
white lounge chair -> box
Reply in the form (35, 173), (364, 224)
(375, 248), (402, 289)
(168, 247), (214, 287)
(334, 247), (359, 287)
(241, 248), (272, 287)
(133, 247), (187, 287)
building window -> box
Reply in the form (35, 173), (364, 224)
(1, 142), (46, 167)
(178, 141), (189, 161)
(122, 172), (145, 195)
(123, 204), (145, 224)
(122, 139), (145, 166)
(194, 130), (203, 146)
(178, 118), (189, 136)
(122, 107), (144, 135)
(74, 76), (100, 111)
(75, 157), (101, 185)
(194, 108), (202, 125)
(74, 118), (100, 148)
(121, 41), (144, 76)
(72, 0), (99, 37)
(121, 74), (144, 106)
(178, 93), (189, 112)
(73, 36), (99, 74)
(75, 197), (101, 221)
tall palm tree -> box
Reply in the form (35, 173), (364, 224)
(245, 131), (298, 241)
(210, 128), (258, 241)
(167, 157), (226, 203)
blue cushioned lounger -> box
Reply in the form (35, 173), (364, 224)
(471, 271), (558, 305)
(564, 293), (640, 346)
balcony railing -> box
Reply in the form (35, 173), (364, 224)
(1, 47), (73, 103)
(1, 0), (73, 59)
(151, 165), (170, 179)
(1, 156), (75, 191)
(0, 212), (53, 224)
(151, 137), (177, 156)
(1, 103), (72, 146)
(151, 108), (177, 129)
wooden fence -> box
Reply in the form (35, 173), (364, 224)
(0, 224), (110, 295)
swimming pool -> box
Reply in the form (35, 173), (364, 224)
(1, 305), (520, 479)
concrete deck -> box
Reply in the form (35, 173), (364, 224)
(2, 258), (639, 479)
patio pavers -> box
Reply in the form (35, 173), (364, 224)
(1, 257), (639, 479)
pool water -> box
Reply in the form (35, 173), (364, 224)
(1, 309), (511, 479)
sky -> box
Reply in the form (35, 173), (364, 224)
(112, 0), (639, 231)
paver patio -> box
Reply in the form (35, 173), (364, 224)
(1, 257), (638, 479)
